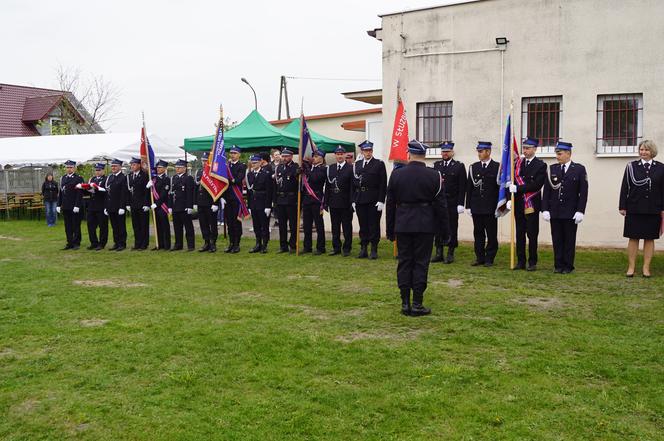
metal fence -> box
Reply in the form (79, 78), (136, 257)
(0, 167), (60, 194)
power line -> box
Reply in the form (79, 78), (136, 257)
(285, 76), (381, 82)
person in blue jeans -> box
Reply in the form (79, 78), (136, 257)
(41, 173), (59, 226)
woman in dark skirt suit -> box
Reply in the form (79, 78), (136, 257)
(619, 140), (664, 277)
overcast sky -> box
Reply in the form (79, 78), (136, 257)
(3, 0), (455, 146)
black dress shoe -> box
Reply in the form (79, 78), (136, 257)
(554, 268), (563, 274)
(301, 249), (312, 254)
(224, 246), (233, 253)
(484, 262), (494, 267)
(62, 245), (72, 250)
(260, 247), (268, 254)
(115, 246), (126, 251)
(342, 251), (350, 257)
(277, 248), (289, 254)
(230, 246), (240, 254)
(187, 248), (195, 252)
(313, 250), (325, 256)
(151, 247), (160, 251)
(70, 245), (80, 250)
(471, 261), (485, 267)
(526, 265), (537, 272)
(87, 245), (97, 250)
(328, 250), (341, 256)
(209, 243), (217, 253)
(513, 263), (526, 270)
(170, 247), (183, 251)
(410, 304), (432, 316)
(95, 246), (104, 251)
(108, 245), (118, 251)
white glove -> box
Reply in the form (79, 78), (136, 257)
(506, 201), (512, 211)
(264, 208), (271, 217)
(248, 209), (252, 215)
(375, 202), (384, 212)
(118, 208), (126, 215)
(573, 212), (584, 224)
(104, 209), (108, 216)
(73, 206), (80, 214)
(504, 181), (512, 189)
(146, 180), (153, 189)
(88, 186), (95, 194)
(352, 202), (356, 211)
(542, 211), (551, 222)
(168, 208), (173, 215)
(211, 205), (219, 213)
(56, 206), (61, 214)
(75, 183), (83, 189)
(142, 206), (149, 212)
(150, 203), (157, 210)
(220, 199), (226, 209)
(466, 208), (472, 217)
(186, 208), (193, 215)
(126, 205), (131, 212)
(509, 184), (517, 193)
(193, 205), (198, 211)
(456, 205), (464, 214)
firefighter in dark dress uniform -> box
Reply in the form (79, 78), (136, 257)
(246, 152), (274, 253)
(301, 149), (327, 254)
(104, 158), (128, 251)
(508, 137), (547, 271)
(542, 141), (588, 274)
(127, 157), (151, 250)
(465, 141), (500, 267)
(57, 160), (84, 250)
(619, 140), (664, 278)
(274, 148), (300, 253)
(195, 152), (221, 253)
(386, 140), (449, 316)
(84, 162), (108, 250)
(223, 146), (247, 253)
(431, 141), (466, 264)
(353, 140), (387, 259)
(325, 146), (354, 256)
(169, 159), (196, 251)
(149, 159), (171, 251)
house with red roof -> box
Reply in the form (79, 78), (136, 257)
(0, 83), (104, 138)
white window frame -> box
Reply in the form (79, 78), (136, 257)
(521, 96), (563, 157)
(596, 93), (643, 156)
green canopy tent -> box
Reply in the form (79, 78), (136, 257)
(183, 110), (300, 152)
(281, 119), (356, 153)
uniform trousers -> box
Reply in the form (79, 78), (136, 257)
(108, 212), (127, 247)
(198, 206), (218, 242)
(550, 218), (578, 271)
(63, 209), (82, 247)
(330, 207), (353, 252)
(276, 204), (298, 250)
(356, 203), (382, 246)
(472, 213), (498, 263)
(86, 210), (108, 247)
(173, 211), (195, 249)
(396, 232), (435, 294)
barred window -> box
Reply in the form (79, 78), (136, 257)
(416, 101), (452, 157)
(596, 94), (643, 154)
(521, 96), (562, 155)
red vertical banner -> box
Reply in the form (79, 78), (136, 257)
(389, 98), (409, 162)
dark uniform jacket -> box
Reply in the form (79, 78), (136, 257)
(105, 172), (129, 212)
(433, 159), (466, 207)
(87, 175), (107, 211)
(275, 161), (300, 206)
(223, 161), (247, 202)
(325, 161), (353, 209)
(127, 170), (150, 209)
(465, 160), (500, 215)
(246, 165), (274, 210)
(169, 173), (195, 212)
(57, 174), (84, 210)
(154, 173), (170, 207)
(514, 157), (547, 211)
(195, 169), (219, 207)
(386, 161), (449, 238)
(302, 163), (327, 206)
(542, 162), (588, 219)
(353, 157), (387, 205)
(619, 160), (664, 214)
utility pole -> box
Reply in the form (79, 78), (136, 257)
(277, 75), (291, 120)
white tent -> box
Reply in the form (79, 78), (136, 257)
(0, 133), (186, 166)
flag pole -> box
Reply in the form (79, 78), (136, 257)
(295, 111), (304, 256)
(143, 112), (159, 250)
(509, 96), (516, 269)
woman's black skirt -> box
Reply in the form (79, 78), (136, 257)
(623, 213), (661, 240)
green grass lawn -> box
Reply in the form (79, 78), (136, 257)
(0, 220), (663, 440)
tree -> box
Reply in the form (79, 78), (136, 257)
(55, 64), (121, 131)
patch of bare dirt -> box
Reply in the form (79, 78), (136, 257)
(11, 398), (39, 415)
(286, 304), (332, 320)
(335, 328), (423, 343)
(0, 348), (15, 357)
(79, 319), (109, 327)
(73, 280), (147, 288)
(513, 297), (564, 310)
(338, 282), (374, 295)
(447, 279), (464, 288)
(0, 235), (22, 241)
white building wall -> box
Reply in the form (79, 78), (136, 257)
(379, 0), (664, 247)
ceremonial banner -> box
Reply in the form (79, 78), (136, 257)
(140, 126), (168, 214)
(496, 115), (519, 217)
(389, 96), (409, 163)
(201, 119), (229, 201)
